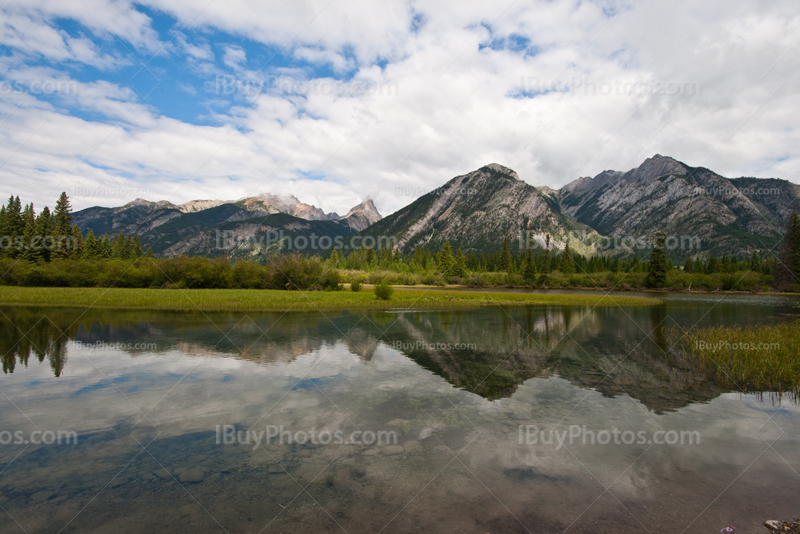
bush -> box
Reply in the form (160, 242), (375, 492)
(317, 269), (342, 290)
(420, 273), (437, 285)
(374, 280), (394, 300)
(268, 253), (323, 290)
(350, 279), (362, 292)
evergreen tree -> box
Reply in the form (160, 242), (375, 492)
(683, 257), (694, 273)
(452, 247), (466, 277)
(646, 232), (668, 288)
(364, 246), (376, 266)
(497, 238), (511, 273)
(52, 192), (73, 258)
(776, 210), (800, 289)
(523, 250), (537, 282)
(34, 207), (51, 262)
(559, 243), (574, 274)
(438, 241), (454, 273)
(20, 203), (38, 261)
(82, 231), (98, 260)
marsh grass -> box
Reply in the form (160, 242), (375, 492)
(677, 321), (800, 398)
(0, 286), (661, 312)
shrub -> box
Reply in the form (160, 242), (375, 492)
(420, 273), (437, 285)
(317, 269), (342, 290)
(350, 279), (362, 292)
(374, 280), (394, 300)
(268, 253), (323, 290)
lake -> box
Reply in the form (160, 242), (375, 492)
(1, 292), (799, 533)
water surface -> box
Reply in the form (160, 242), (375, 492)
(0, 293), (798, 533)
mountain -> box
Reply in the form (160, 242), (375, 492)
(358, 163), (598, 255)
(554, 155), (799, 257)
(73, 194), (381, 258)
(338, 199), (381, 232)
(73, 156), (798, 260)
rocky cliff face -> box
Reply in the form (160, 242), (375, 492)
(337, 199), (382, 232)
(359, 163), (597, 255)
(555, 155), (795, 256)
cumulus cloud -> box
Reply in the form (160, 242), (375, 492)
(0, 0), (798, 215)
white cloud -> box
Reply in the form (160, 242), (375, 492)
(0, 0), (798, 216)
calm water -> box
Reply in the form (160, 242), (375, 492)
(0, 293), (799, 533)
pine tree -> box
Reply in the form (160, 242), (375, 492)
(683, 257), (694, 273)
(438, 241), (454, 273)
(559, 243), (574, 274)
(452, 247), (466, 277)
(497, 238), (511, 273)
(52, 192), (73, 259)
(523, 250), (537, 282)
(20, 203), (38, 261)
(364, 247), (376, 266)
(35, 207), (51, 262)
(82, 231), (98, 260)
(776, 210), (800, 289)
(646, 232), (668, 288)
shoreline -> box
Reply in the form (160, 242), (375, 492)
(0, 286), (662, 312)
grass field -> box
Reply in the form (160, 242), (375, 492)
(678, 321), (800, 397)
(0, 286), (662, 312)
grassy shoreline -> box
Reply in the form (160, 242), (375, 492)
(677, 321), (800, 397)
(0, 286), (662, 312)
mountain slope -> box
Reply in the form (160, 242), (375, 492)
(73, 195), (378, 258)
(555, 155), (798, 257)
(359, 163), (597, 255)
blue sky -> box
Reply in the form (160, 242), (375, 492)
(0, 0), (798, 214)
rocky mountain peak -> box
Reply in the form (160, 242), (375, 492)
(338, 198), (382, 232)
(482, 163), (520, 181)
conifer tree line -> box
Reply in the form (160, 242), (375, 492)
(0, 192), (796, 292)
(0, 193), (147, 261)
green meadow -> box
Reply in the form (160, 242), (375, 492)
(0, 286), (662, 312)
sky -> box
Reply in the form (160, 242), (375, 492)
(0, 0), (798, 216)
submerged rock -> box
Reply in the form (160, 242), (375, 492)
(381, 445), (405, 455)
(765, 519), (800, 533)
(179, 468), (206, 483)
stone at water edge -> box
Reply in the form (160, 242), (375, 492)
(179, 468), (205, 483)
(381, 445), (405, 455)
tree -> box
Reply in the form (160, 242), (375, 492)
(452, 247), (466, 277)
(776, 210), (800, 289)
(20, 203), (38, 261)
(82, 231), (98, 260)
(646, 232), (668, 288)
(52, 192), (73, 259)
(497, 238), (511, 273)
(683, 257), (694, 273)
(364, 246), (376, 266)
(523, 250), (537, 282)
(559, 243), (574, 274)
(438, 241), (454, 273)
